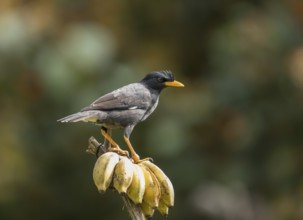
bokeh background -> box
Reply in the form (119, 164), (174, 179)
(1, 1), (303, 219)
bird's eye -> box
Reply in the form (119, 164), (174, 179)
(157, 77), (165, 83)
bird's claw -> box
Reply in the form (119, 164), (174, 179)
(140, 157), (153, 163)
(132, 156), (153, 164)
(108, 147), (129, 157)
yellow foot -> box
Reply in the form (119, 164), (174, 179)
(132, 154), (153, 164)
(108, 147), (129, 157)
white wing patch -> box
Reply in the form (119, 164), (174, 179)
(129, 106), (138, 110)
(128, 106), (138, 110)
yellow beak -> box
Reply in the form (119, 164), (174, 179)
(164, 80), (185, 87)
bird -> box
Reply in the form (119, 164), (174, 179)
(58, 70), (184, 163)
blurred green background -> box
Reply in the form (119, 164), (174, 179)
(1, 1), (303, 219)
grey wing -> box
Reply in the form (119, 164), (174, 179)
(81, 83), (151, 112)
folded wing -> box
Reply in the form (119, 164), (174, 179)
(81, 83), (151, 112)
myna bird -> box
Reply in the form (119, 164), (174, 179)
(58, 70), (184, 163)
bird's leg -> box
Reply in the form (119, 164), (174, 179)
(103, 128), (111, 149)
(95, 128), (111, 157)
(100, 128), (129, 157)
(124, 126), (153, 163)
(123, 135), (153, 163)
(123, 135), (140, 163)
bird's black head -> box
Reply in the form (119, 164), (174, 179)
(140, 70), (184, 92)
